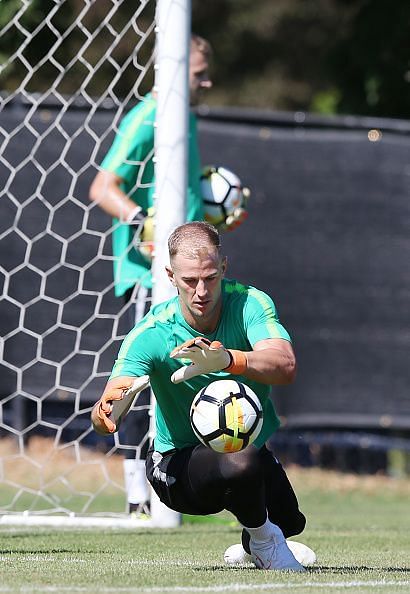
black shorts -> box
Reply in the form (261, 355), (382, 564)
(146, 442), (305, 535)
(146, 444), (224, 516)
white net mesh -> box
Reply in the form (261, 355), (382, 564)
(0, 0), (158, 522)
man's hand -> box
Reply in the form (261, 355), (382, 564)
(170, 338), (247, 384)
(91, 375), (150, 434)
(223, 206), (248, 231)
(128, 206), (155, 262)
(139, 206), (155, 261)
(220, 187), (250, 232)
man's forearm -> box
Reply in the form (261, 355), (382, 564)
(89, 172), (136, 220)
(242, 347), (296, 385)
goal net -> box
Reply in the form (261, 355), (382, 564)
(0, 0), (187, 527)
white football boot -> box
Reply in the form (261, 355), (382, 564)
(287, 541), (317, 566)
(249, 524), (305, 571)
(224, 536), (316, 569)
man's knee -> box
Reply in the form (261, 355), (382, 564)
(220, 445), (263, 484)
(281, 510), (306, 538)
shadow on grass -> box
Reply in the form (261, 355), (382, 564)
(193, 565), (410, 573)
(306, 566), (410, 574)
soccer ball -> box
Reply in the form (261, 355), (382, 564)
(190, 379), (263, 453)
(201, 165), (249, 227)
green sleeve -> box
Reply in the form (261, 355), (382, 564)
(244, 288), (292, 345)
(101, 98), (156, 188)
(109, 325), (154, 379)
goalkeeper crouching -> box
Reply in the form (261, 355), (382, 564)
(91, 221), (316, 571)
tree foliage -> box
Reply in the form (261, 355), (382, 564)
(327, 0), (410, 117)
(193, 0), (410, 118)
(0, 0), (155, 99)
(0, 0), (409, 118)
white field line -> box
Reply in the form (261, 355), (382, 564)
(0, 581), (410, 592)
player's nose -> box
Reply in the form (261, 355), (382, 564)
(195, 280), (208, 297)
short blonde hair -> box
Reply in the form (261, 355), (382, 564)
(191, 34), (212, 59)
(168, 221), (221, 260)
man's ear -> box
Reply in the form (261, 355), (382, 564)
(221, 256), (227, 276)
(165, 265), (176, 286)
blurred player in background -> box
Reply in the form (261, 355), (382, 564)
(91, 222), (316, 571)
(89, 35), (246, 517)
(89, 34), (211, 517)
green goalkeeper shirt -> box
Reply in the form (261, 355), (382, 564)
(101, 93), (204, 296)
(110, 278), (292, 453)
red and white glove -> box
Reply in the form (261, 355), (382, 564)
(170, 337), (247, 384)
(127, 205), (148, 233)
(127, 206), (155, 262)
(92, 375), (150, 434)
(220, 187), (250, 232)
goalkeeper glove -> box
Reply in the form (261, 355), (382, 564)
(127, 205), (148, 228)
(219, 187), (251, 232)
(170, 337), (247, 384)
(128, 206), (155, 262)
(92, 375), (150, 434)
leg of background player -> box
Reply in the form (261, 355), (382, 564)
(122, 388), (151, 514)
(121, 285), (152, 515)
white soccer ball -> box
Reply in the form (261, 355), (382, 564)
(201, 165), (249, 227)
(190, 379), (263, 453)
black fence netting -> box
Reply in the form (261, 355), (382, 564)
(1, 97), (409, 435)
(198, 108), (410, 431)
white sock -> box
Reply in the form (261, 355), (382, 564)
(244, 518), (286, 546)
(242, 516), (274, 543)
(123, 459), (149, 504)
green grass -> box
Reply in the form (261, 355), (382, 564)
(0, 474), (409, 594)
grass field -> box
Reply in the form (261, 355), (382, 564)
(1, 467), (409, 594)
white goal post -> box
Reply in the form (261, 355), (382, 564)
(0, 0), (191, 528)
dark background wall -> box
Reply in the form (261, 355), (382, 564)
(198, 110), (410, 430)
(1, 98), (409, 435)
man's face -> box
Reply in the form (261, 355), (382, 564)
(189, 49), (212, 106)
(167, 248), (226, 332)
